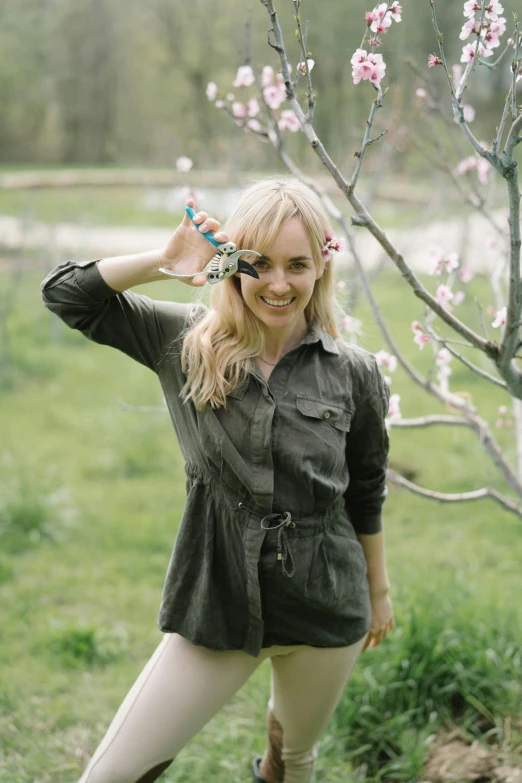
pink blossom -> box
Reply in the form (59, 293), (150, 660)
(390, 2), (403, 22)
(436, 348), (452, 365)
(452, 63), (463, 86)
(463, 104), (476, 122)
(460, 18), (480, 39)
(297, 59), (315, 74)
(369, 3), (393, 32)
(233, 65), (255, 88)
(365, 10), (379, 24)
(232, 101), (246, 119)
(387, 393), (401, 420)
(351, 48), (368, 66)
(278, 109), (300, 132)
(436, 284), (454, 306)
(176, 155), (193, 173)
(263, 82), (286, 110)
(414, 332), (431, 349)
(206, 82), (218, 101)
(180, 186), (203, 205)
(445, 252), (460, 272)
(369, 36), (382, 47)
(340, 315), (362, 335)
(416, 87), (427, 98)
(453, 291), (466, 305)
(485, 2), (504, 21)
(498, 405), (507, 415)
(461, 41), (493, 61)
(482, 17), (507, 48)
(336, 280), (346, 290)
(247, 96), (260, 117)
(437, 364), (453, 393)
(463, 0), (481, 17)
(456, 155), (478, 175)
(427, 245), (444, 275)
(459, 265), (473, 283)
(215, 99), (225, 109)
(411, 320), (423, 332)
(261, 65), (274, 87)
(496, 419), (505, 428)
(352, 49), (386, 86)
(476, 158), (490, 184)
(375, 349), (398, 372)
(492, 305), (506, 328)
(246, 119), (262, 133)
(428, 54), (443, 67)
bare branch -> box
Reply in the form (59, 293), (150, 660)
(387, 469), (522, 518)
(391, 415), (470, 428)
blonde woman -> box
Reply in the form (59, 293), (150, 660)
(41, 177), (394, 783)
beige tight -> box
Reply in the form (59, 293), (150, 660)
(78, 631), (368, 783)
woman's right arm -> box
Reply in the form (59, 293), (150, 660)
(40, 202), (227, 372)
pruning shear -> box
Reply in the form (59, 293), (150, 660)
(158, 205), (261, 284)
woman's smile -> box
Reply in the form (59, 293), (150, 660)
(260, 295), (296, 309)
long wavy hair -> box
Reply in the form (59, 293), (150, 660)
(177, 176), (342, 411)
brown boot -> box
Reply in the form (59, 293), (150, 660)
(257, 707), (285, 783)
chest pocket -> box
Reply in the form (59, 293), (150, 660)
(295, 395), (352, 432)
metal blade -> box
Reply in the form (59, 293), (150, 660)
(237, 257), (260, 279)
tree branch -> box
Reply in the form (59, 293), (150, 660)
(387, 469), (522, 518)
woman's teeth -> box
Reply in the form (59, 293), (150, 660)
(261, 296), (295, 308)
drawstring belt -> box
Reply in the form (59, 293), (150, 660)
(237, 502), (296, 578)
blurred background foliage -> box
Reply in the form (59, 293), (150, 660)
(0, 0), (519, 173)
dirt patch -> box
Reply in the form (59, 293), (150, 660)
(420, 723), (522, 783)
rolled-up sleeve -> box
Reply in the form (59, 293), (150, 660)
(40, 259), (198, 373)
(344, 356), (390, 535)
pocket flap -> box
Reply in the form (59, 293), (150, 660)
(296, 395), (352, 431)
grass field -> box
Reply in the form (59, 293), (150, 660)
(0, 230), (521, 781)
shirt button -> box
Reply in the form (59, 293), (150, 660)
(323, 411), (331, 419)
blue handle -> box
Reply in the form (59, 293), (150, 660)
(185, 205), (221, 248)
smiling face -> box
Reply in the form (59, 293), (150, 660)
(236, 217), (324, 330)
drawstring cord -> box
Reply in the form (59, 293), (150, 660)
(237, 502), (296, 578)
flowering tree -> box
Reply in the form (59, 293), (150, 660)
(202, 0), (522, 518)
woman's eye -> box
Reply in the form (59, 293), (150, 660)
(252, 261), (305, 270)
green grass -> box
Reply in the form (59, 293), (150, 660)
(0, 254), (521, 782)
(0, 185), (184, 228)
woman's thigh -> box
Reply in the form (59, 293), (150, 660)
(78, 633), (265, 783)
(267, 634), (368, 782)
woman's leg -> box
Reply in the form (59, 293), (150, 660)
(259, 632), (369, 783)
(78, 633), (264, 783)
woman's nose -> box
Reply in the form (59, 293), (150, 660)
(268, 269), (292, 292)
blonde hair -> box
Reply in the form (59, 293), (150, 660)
(177, 176), (341, 411)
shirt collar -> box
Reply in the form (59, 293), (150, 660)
(301, 319), (340, 355)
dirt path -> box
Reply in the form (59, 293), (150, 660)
(0, 210), (506, 274)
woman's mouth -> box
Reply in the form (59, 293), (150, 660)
(260, 296), (296, 309)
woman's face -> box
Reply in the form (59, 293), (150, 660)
(236, 217), (324, 327)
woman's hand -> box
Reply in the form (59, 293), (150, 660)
(159, 198), (230, 287)
(361, 592), (394, 653)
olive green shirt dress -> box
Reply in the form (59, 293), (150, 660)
(40, 259), (391, 658)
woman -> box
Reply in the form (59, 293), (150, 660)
(40, 177), (394, 783)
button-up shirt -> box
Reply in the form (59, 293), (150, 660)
(41, 259), (390, 657)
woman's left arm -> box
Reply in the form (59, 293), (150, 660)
(356, 529), (391, 597)
(344, 356), (393, 650)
